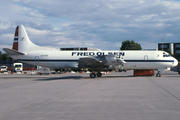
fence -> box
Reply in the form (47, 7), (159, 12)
(0, 60), (35, 68)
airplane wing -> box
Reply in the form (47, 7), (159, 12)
(3, 48), (25, 55)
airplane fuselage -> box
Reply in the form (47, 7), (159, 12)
(11, 50), (177, 70)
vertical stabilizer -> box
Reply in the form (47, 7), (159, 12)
(12, 25), (43, 53)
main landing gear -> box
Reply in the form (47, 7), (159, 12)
(90, 72), (102, 78)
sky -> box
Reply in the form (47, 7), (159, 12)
(1, 0), (180, 52)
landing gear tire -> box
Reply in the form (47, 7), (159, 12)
(178, 72), (180, 75)
(90, 73), (96, 78)
(97, 72), (102, 77)
(156, 72), (161, 77)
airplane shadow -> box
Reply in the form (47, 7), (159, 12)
(34, 76), (85, 81)
(34, 75), (135, 81)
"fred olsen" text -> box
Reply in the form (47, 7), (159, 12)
(72, 52), (125, 56)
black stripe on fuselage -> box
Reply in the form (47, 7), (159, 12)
(125, 60), (174, 62)
(17, 59), (174, 63)
(17, 59), (79, 62)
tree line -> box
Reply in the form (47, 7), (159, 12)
(0, 51), (12, 60)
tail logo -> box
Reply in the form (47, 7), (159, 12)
(21, 37), (25, 41)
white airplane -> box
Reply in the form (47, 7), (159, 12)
(3, 25), (178, 78)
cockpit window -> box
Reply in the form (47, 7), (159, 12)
(163, 52), (171, 57)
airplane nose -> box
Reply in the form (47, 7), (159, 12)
(174, 58), (178, 67)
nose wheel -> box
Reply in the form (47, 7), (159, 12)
(156, 71), (161, 77)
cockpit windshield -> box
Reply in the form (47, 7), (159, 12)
(163, 52), (171, 57)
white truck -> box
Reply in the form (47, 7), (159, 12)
(39, 67), (50, 75)
(0, 65), (8, 73)
(13, 63), (23, 73)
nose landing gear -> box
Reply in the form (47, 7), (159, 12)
(156, 71), (161, 77)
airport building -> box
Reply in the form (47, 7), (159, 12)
(158, 43), (180, 62)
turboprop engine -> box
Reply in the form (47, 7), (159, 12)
(78, 55), (126, 71)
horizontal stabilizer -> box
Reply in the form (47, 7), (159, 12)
(3, 48), (25, 55)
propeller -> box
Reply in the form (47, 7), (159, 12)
(117, 49), (126, 72)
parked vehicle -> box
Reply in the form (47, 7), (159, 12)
(13, 63), (23, 73)
(40, 67), (50, 75)
(35, 66), (42, 70)
(0, 65), (8, 73)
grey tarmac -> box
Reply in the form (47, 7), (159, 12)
(0, 71), (180, 120)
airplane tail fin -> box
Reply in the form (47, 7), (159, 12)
(12, 25), (42, 53)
